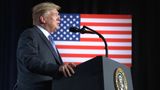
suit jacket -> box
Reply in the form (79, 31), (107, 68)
(16, 26), (63, 90)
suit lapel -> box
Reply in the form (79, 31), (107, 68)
(33, 26), (63, 65)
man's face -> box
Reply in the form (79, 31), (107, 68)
(43, 9), (60, 33)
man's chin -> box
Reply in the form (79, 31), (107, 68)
(51, 26), (60, 34)
(56, 26), (60, 29)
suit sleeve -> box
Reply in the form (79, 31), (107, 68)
(17, 30), (61, 77)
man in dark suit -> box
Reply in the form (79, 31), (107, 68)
(15, 2), (76, 90)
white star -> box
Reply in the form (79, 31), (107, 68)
(57, 37), (60, 40)
(60, 34), (63, 37)
(67, 18), (70, 21)
(63, 26), (66, 29)
(63, 32), (66, 34)
(76, 15), (79, 18)
(73, 24), (76, 27)
(54, 34), (57, 37)
(64, 15), (67, 18)
(73, 35), (76, 38)
(76, 38), (79, 40)
(69, 37), (73, 40)
(70, 15), (73, 18)
(64, 21), (66, 24)
(66, 35), (69, 38)
(70, 21), (73, 24)
(57, 31), (60, 34)
(76, 21), (79, 24)
(63, 37), (66, 40)
(60, 23), (63, 26)
(60, 29), (63, 32)
(69, 32), (73, 35)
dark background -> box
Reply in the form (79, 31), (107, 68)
(0, 0), (158, 90)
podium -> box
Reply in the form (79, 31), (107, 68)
(52, 56), (133, 90)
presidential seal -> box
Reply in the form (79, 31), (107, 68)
(114, 67), (128, 90)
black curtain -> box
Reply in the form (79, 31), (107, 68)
(0, 0), (158, 90)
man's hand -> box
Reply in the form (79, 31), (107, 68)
(59, 63), (76, 77)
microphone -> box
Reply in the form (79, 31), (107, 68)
(70, 26), (108, 57)
(69, 27), (94, 34)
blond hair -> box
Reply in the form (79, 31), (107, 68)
(32, 2), (61, 25)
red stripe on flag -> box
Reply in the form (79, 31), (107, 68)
(63, 62), (132, 68)
(124, 63), (132, 68)
(60, 54), (131, 58)
(108, 54), (131, 58)
(97, 31), (132, 34)
(80, 38), (131, 42)
(81, 14), (132, 19)
(57, 45), (131, 50)
(81, 23), (131, 26)
(61, 54), (102, 57)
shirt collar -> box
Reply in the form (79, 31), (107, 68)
(36, 25), (51, 40)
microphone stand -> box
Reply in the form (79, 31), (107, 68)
(82, 26), (108, 57)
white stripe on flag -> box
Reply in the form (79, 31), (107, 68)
(62, 57), (131, 63)
(81, 18), (132, 23)
(81, 34), (131, 39)
(80, 26), (132, 31)
(58, 49), (131, 55)
(55, 41), (131, 46)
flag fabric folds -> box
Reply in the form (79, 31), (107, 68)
(51, 14), (132, 67)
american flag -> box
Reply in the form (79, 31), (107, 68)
(51, 14), (132, 67)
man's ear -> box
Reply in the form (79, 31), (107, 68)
(39, 16), (46, 24)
